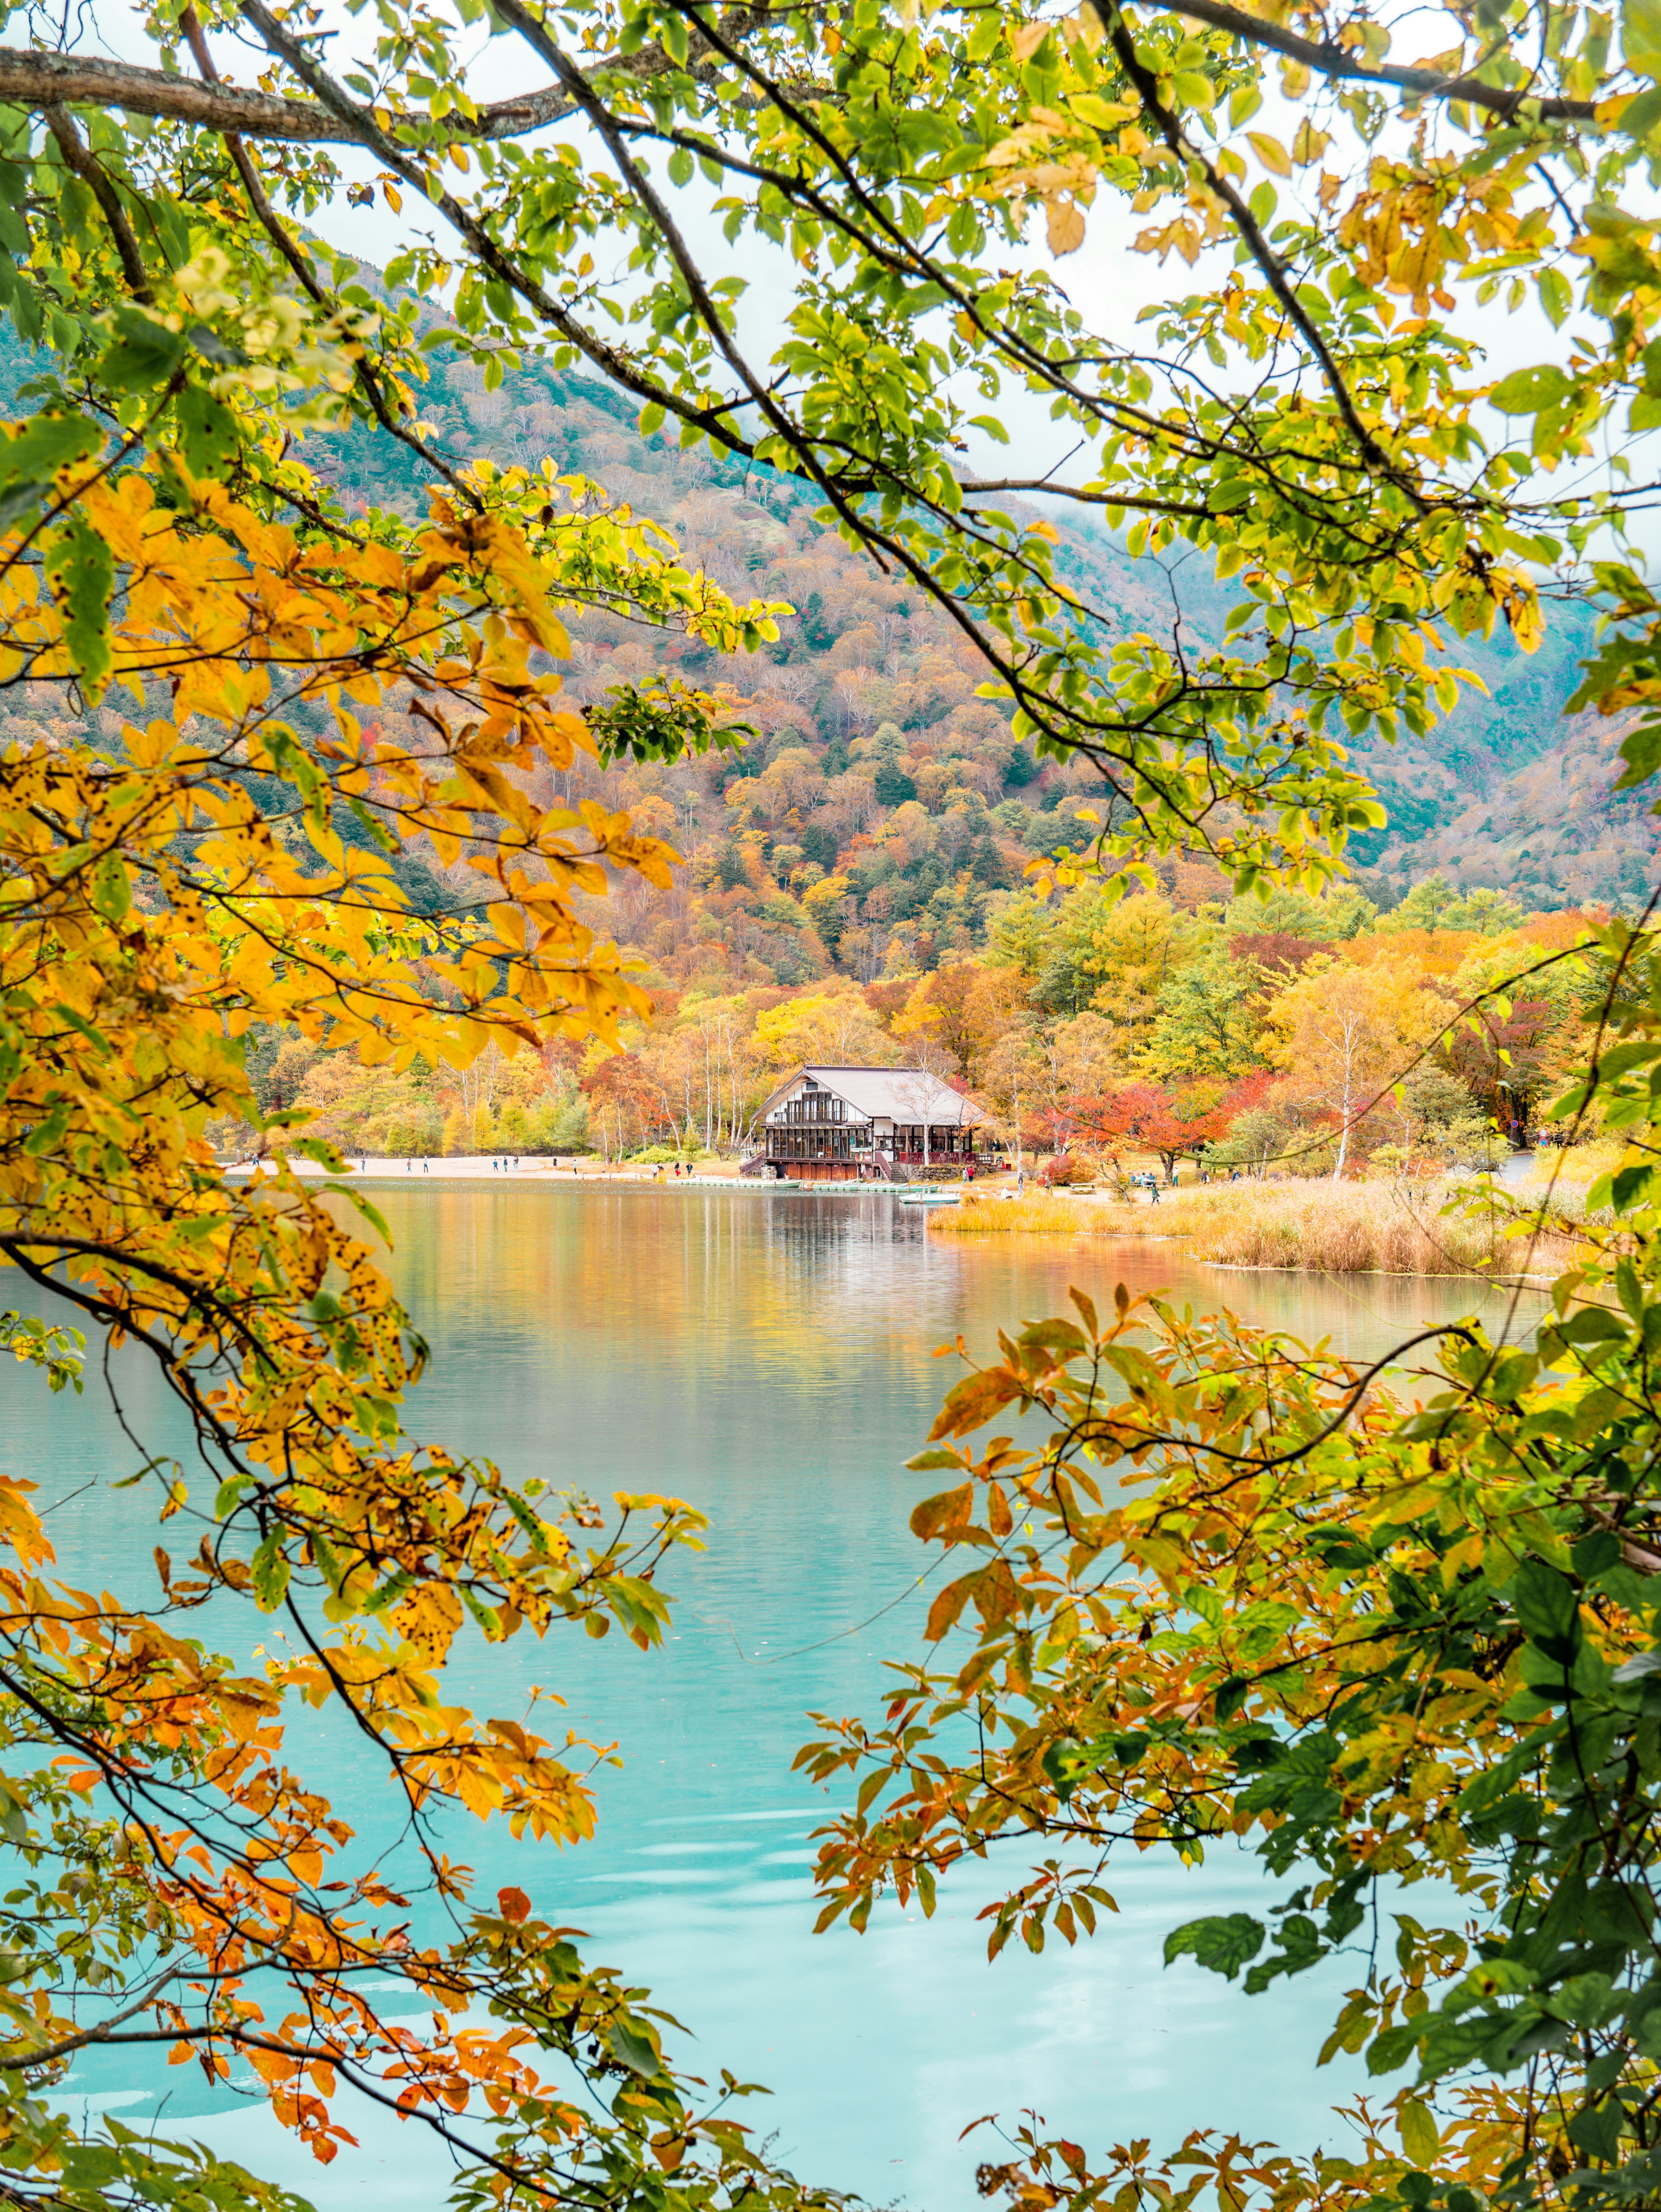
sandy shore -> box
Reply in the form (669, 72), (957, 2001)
(227, 1155), (746, 1184)
(223, 1156), (1009, 1190)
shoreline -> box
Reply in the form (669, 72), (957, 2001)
(224, 1156), (950, 1191)
(216, 1167), (1564, 1284)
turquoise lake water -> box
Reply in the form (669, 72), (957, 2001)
(4, 1186), (1548, 2209)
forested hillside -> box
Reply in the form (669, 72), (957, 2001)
(0, 288), (1647, 991)
(0, 284), (1646, 1169)
(304, 316), (1661, 945)
(192, 315), (1638, 1167)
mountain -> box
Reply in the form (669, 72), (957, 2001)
(1343, 606), (1661, 913)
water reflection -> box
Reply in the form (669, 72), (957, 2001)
(10, 1188), (1545, 2209)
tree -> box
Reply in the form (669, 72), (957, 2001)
(1211, 1097), (1297, 1178)
(1142, 954), (1272, 1082)
(1030, 890), (1198, 1036)
(0, 0), (1653, 941)
(1267, 960), (1454, 1178)
(751, 980), (896, 1069)
(891, 960), (1024, 1088)
(795, 918), (1661, 2212)
(14, 0), (1661, 2199)
(1383, 881), (1528, 938)
(1082, 1079), (1225, 1180)
(0, 117), (839, 2203)
(1376, 1061), (1494, 1172)
(979, 1028), (1051, 1171)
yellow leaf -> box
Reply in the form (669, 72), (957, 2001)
(1046, 198), (1087, 256)
(1246, 131), (1293, 176)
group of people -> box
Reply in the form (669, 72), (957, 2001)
(388, 1156), (519, 1172)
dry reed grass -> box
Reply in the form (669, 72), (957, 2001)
(1526, 1140), (1626, 1195)
(933, 1178), (1582, 1279)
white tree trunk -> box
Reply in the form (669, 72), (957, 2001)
(1325, 1011), (1364, 1181)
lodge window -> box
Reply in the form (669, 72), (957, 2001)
(770, 1127), (854, 1159)
(780, 1092), (847, 1124)
(891, 1125), (972, 1156)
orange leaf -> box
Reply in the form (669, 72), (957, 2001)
(924, 1573), (979, 1643)
(929, 1370), (1023, 1442)
(910, 1483), (974, 1541)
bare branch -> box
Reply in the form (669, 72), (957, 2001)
(176, 5), (480, 509)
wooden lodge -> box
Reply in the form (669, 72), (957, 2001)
(752, 1066), (989, 1183)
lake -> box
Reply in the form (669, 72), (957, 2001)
(7, 1186), (1547, 2209)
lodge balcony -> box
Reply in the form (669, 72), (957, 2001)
(760, 1120), (980, 1183)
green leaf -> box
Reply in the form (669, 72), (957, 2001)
(1622, 82), (1661, 136)
(0, 480), (46, 534)
(1367, 2020), (1421, 2075)
(0, 1779), (29, 1847)
(176, 383), (237, 478)
(97, 305), (186, 394)
(1214, 1674), (1249, 1722)
(1616, 719), (1661, 790)
(1613, 1162), (1655, 1211)
(1537, 266), (1572, 328)
(88, 852), (131, 924)
(250, 1533), (291, 1613)
(43, 511), (114, 693)
(22, 1100), (70, 1156)
(361, 1567), (414, 1616)
(0, 412), (100, 493)
(1624, 0), (1661, 75)
(1490, 365), (1573, 415)
(1511, 1557), (1581, 1663)
(1399, 2098), (1440, 2168)
(1550, 1305), (1628, 1346)
(1164, 1912), (1264, 1980)
(605, 2019), (663, 2077)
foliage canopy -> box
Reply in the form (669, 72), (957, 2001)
(6, 0), (1661, 2206)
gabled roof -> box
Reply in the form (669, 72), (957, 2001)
(761, 1065), (987, 1127)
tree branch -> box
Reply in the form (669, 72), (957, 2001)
(0, 43), (577, 143)
(177, 6), (480, 510)
(42, 102), (150, 300)
(1149, 0), (1599, 121)
(0, 12), (809, 147)
(236, 0), (739, 445)
(1093, 0), (1425, 509)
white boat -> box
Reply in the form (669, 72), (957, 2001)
(899, 1190), (960, 1205)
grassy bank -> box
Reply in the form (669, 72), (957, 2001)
(933, 1178), (1584, 1279)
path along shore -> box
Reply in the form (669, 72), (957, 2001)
(224, 1156), (1009, 1190)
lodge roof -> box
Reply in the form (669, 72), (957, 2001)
(761, 1065), (988, 1127)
